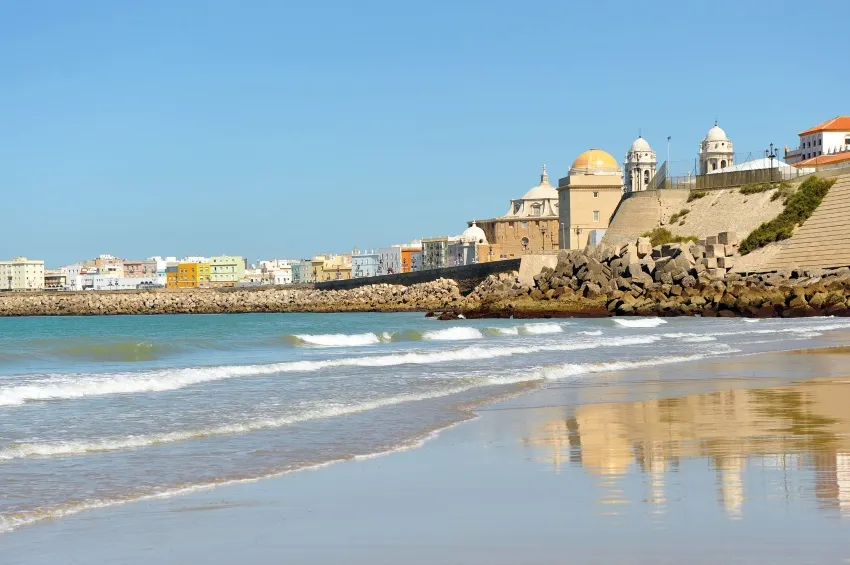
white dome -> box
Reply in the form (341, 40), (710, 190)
(705, 124), (728, 142)
(462, 222), (487, 244)
(521, 164), (557, 199)
(630, 136), (652, 152)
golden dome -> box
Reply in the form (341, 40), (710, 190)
(570, 149), (620, 173)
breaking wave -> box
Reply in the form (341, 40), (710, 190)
(0, 386), (483, 461)
(533, 353), (717, 381)
(421, 327), (484, 341)
(0, 339), (710, 462)
(0, 336), (661, 407)
(285, 332), (384, 347)
(612, 317), (668, 328)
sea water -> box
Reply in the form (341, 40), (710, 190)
(1, 312), (849, 533)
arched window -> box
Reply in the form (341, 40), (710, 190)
(644, 170), (650, 184)
(720, 160), (727, 168)
(712, 161), (717, 171)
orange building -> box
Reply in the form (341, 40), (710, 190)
(400, 246), (421, 273)
(176, 262), (211, 288)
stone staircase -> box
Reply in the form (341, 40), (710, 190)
(602, 189), (691, 248)
(756, 174), (850, 271)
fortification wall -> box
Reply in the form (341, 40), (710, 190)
(602, 189), (690, 247)
(315, 259), (521, 295)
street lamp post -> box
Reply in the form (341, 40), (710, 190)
(560, 223), (566, 250)
(539, 224), (548, 251)
(766, 143), (778, 184)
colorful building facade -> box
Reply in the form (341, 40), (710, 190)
(210, 256), (246, 286)
(176, 262), (211, 288)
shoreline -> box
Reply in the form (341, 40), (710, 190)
(3, 241), (850, 319)
(3, 341), (850, 563)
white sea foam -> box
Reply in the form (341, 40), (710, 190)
(0, 335), (661, 407)
(0, 413), (470, 534)
(578, 330), (603, 336)
(535, 353), (714, 381)
(292, 332), (382, 347)
(0, 335), (670, 460)
(612, 317), (668, 328)
(519, 323), (563, 335)
(0, 386), (482, 461)
(742, 318), (760, 323)
(663, 332), (718, 343)
(422, 327), (484, 341)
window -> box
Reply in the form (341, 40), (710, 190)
(720, 160), (727, 168)
(845, 135), (850, 146)
(593, 211), (600, 223)
(593, 191), (599, 198)
(819, 138), (822, 146)
(644, 170), (650, 184)
(521, 221), (528, 228)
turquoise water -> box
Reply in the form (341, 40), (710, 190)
(2, 312), (850, 534)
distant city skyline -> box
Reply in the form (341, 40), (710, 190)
(2, 0), (849, 266)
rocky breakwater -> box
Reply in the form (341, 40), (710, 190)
(0, 279), (464, 317)
(460, 233), (850, 318)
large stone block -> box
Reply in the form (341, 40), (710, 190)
(718, 231), (738, 246)
(717, 256), (734, 269)
(706, 244), (725, 259)
(626, 262), (644, 279)
(636, 238), (652, 258)
(704, 257), (718, 269)
(708, 268), (727, 280)
(660, 243), (683, 258)
(620, 243), (639, 264)
(705, 235), (718, 246)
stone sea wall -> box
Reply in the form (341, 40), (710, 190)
(459, 236), (850, 319)
(0, 279), (464, 317)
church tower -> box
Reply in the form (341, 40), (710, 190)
(699, 122), (735, 175)
(624, 135), (657, 192)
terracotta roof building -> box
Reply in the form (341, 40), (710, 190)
(786, 116), (850, 166)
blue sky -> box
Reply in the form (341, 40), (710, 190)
(2, 0), (848, 266)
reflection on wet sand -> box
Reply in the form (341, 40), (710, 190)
(523, 379), (850, 519)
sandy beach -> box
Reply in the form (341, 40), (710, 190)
(3, 341), (850, 564)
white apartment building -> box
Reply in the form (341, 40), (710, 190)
(80, 275), (159, 291)
(785, 116), (850, 165)
(61, 264), (83, 291)
(0, 257), (45, 291)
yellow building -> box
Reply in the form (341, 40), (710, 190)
(471, 165), (561, 262)
(311, 255), (353, 282)
(557, 149), (624, 250)
(176, 262), (211, 288)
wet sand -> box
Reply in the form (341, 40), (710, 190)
(4, 348), (850, 564)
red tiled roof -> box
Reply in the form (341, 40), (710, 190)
(799, 116), (850, 136)
(792, 152), (850, 168)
